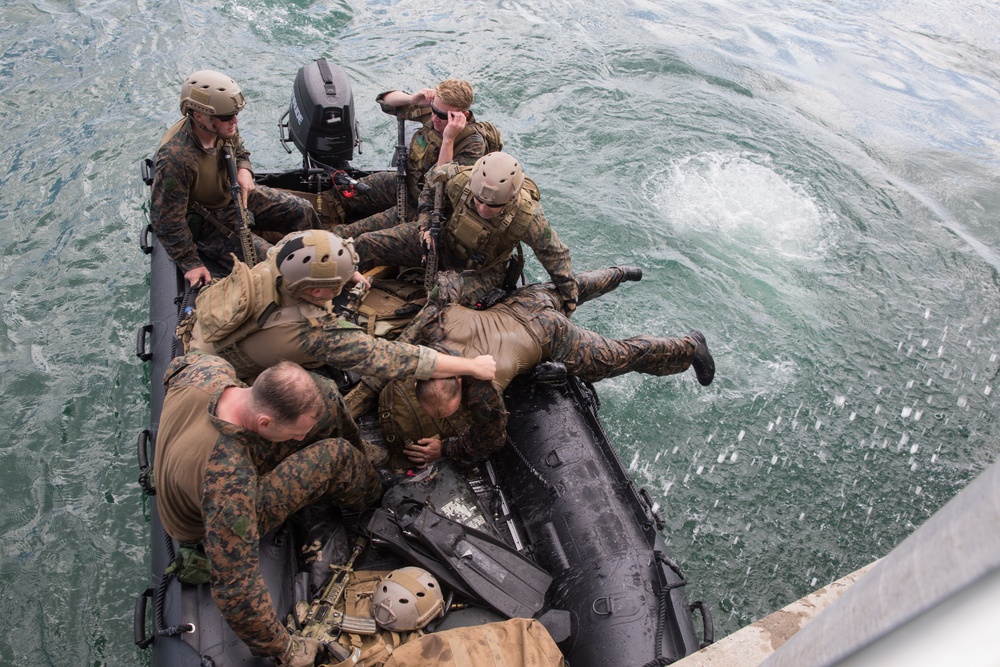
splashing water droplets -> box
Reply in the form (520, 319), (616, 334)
(651, 152), (833, 260)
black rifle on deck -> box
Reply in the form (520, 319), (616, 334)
(221, 144), (258, 268)
(396, 117), (408, 221)
(423, 182), (444, 293)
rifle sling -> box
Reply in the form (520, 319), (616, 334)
(189, 201), (237, 242)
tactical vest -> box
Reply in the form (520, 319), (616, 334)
(157, 117), (232, 211)
(441, 170), (541, 272)
(182, 259), (338, 378)
(378, 378), (471, 470)
(355, 278), (426, 340)
(406, 122), (480, 203)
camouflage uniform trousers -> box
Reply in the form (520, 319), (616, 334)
(353, 221), (506, 306)
(196, 184), (320, 275)
(511, 268), (699, 382)
(336, 170), (410, 239)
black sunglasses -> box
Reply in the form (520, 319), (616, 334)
(214, 112), (238, 123)
(429, 102), (450, 120)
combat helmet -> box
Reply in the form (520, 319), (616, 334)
(271, 230), (358, 304)
(179, 70), (246, 117)
(469, 152), (524, 207)
(371, 567), (445, 632)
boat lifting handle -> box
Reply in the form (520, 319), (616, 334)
(135, 323), (153, 362)
(134, 587), (153, 649)
(139, 223), (153, 255)
(592, 596), (614, 616)
(137, 429), (155, 496)
(690, 600), (715, 648)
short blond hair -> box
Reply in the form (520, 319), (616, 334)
(435, 79), (474, 111)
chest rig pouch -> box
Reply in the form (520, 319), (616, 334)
(406, 122), (479, 204)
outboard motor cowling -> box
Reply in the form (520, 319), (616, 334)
(280, 58), (359, 170)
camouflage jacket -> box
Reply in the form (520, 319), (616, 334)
(149, 117), (252, 273)
(157, 353), (370, 658)
(296, 317), (438, 380)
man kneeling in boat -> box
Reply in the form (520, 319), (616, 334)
(376, 266), (715, 469)
(180, 229), (496, 401)
(155, 354), (375, 666)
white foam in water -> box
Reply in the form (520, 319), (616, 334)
(648, 152), (832, 259)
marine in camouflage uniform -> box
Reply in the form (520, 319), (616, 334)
(354, 153), (579, 310)
(379, 267), (715, 466)
(151, 72), (320, 280)
(336, 80), (487, 239)
(154, 353), (381, 660)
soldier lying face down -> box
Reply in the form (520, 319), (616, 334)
(376, 266), (715, 469)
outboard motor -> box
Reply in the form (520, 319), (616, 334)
(279, 58), (360, 170)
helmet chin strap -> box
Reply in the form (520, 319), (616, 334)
(191, 112), (221, 137)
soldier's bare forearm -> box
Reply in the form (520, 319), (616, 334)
(432, 354), (496, 381)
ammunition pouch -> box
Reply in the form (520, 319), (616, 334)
(164, 544), (211, 586)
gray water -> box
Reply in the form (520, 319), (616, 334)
(1, 1), (998, 664)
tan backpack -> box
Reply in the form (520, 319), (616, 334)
(382, 618), (564, 667)
(474, 120), (504, 154)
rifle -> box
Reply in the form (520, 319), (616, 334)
(422, 182), (444, 294)
(395, 117), (408, 221)
(221, 144), (258, 268)
(299, 536), (376, 657)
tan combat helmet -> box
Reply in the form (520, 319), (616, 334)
(271, 230), (358, 303)
(371, 567), (445, 632)
(469, 152), (524, 206)
(179, 70), (246, 117)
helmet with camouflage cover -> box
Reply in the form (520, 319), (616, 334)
(469, 151), (524, 206)
(371, 567), (445, 632)
(179, 70), (246, 117)
(271, 230), (358, 304)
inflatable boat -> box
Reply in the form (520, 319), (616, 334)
(132, 58), (712, 667)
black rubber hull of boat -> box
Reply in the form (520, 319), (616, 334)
(497, 376), (701, 667)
